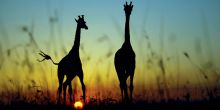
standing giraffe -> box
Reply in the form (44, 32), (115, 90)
(38, 15), (88, 104)
(114, 1), (135, 102)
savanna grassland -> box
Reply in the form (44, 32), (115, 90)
(0, 0), (220, 110)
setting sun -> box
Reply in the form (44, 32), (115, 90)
(73, 101), (84, 109)
(0, 0), (220, 109)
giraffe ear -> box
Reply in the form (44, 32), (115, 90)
(75, 18), (78, 23)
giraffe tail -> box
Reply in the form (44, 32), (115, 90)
(37, 50), (59, 65)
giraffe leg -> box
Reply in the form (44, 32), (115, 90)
(120, 82), (124, 101)
(63, 77), (71, 104)
(68, 82), (73, 102)
(58, 81), (63, 104)
(57, 67), (64, 104)
(130, 75), (134, 102)
(63, 81), (67, 104)
(123, 80), (129, 102)
(118, 76), (125, 102)
(78, 70), (86, 102)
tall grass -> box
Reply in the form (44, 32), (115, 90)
(0, 2), (220, 107)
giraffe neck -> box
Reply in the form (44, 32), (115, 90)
(71, 24), (81, 53)
(124, 15), (131, 45)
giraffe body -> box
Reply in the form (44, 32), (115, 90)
(38, 15), (88, 104)
(114, 2), (135, 102)
(57, 15), (88, 104)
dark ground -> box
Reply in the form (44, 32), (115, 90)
(0, 98), (220, 110)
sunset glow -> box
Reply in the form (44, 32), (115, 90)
(0, 0), (220, 106)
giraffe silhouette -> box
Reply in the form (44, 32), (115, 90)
(38, 15), (88, 104)
(114, 1), (135, 102)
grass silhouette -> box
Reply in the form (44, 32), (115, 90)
(0, 1), (220, 110)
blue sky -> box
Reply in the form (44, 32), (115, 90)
(0, 0), (220, 70)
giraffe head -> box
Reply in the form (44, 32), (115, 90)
(124, 1), (133, 16)
(75, 15), (88, 30)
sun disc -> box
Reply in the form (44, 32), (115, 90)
(74, 101), (83, 109)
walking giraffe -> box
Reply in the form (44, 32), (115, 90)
(114, 1), (136, 102)
(38, 15), (88, 104)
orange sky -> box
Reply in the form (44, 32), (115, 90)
(0, 0), (220, 102)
